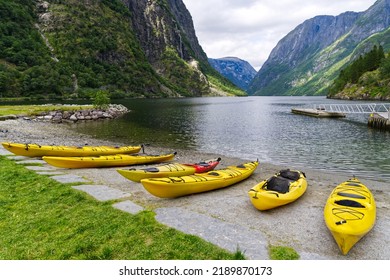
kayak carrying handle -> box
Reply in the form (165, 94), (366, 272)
(249, 189), (258, 199)
(267, 191), (279, 198)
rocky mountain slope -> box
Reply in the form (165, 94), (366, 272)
(0, 0), (244, 99)
(248, 0), (390, 96)
(208, 57), (257, 90)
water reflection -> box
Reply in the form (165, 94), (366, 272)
(71, 96), (390, 180)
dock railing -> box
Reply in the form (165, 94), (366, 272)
(314, 103), (390, 117)
(293, 103), (390, 129)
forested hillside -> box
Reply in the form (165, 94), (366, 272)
(0, 0), (157, 98)
(0, 0), (244, 99)
(328, 45), (390, 100)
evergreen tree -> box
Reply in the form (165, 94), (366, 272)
(328, 45), (385, 95)
(379, 51), (390, 79)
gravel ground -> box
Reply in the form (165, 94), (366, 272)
(1, 118), (389, 260)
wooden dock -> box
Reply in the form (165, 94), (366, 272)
(292, 103), (390, 131)
(291, 108), (346, 118)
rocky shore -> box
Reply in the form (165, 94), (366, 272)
(29, 104), (129, 123)
(1, 104), (129, 123)
(1, 118), (389, 260)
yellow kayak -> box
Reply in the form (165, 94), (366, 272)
(117, 158), (221, 182)
(324, 177), (376, 255)
(42, 152), (176, 169)
(1, 142), (142, 157)
(248, 169), (307, 211)
(140, 161), (259, 198)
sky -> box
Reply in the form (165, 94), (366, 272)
(182, 0), (378, 70)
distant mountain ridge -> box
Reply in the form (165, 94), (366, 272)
(248, 0), (390, 96)
(208, 57), (257, 90)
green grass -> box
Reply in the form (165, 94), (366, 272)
(0, 104), (93, 117)
(0, 156), (239, 260)
(269, 245), (300, 260)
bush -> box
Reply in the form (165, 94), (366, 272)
(92, 90), (110, 110)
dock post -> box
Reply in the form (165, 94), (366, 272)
(368, 113), (390, 131)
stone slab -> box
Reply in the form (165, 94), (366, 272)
(7, 155), (32, 161)
(25, 165), (57, 171)
(0, 147), (13, 156)
(155, 207), (269, 260)
(51, 174), (89, 184)
(15, 159), (46, 165)
(36, 171), (65, 176)
(72, 185), (131, 201)
(113, 200), (144, 214)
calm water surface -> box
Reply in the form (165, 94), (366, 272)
(73, 96), (390, 180)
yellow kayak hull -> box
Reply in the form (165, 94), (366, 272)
(140, 161), (259, 198)
(248, 170), (307, 211)
(1, 142), (142, 157)
(42, 153), (176, 169)
(324, 177), (376, 255)
(118, 163), (196, 182)
(117, 158), (221, 182)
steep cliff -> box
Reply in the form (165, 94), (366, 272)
(248, 0), (390, 96)
(0, 0), (244, 98)
(122, 0), (210, 97)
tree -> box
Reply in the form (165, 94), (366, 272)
(92, 90), (110, 110)
(379, 53), (390, 79)
(328, 45), (386, 95)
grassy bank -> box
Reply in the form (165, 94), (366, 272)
(0, 156), (241, 260)
(0, 104), (93, 117)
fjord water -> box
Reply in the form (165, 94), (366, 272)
(73, 96), (390, 180)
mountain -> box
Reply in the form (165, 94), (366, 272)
(0, 0), (245, 99)
(208, 57), (257, 90)
(248, 0), (390, 96)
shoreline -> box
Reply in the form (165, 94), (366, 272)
(1, 118), (389, 260)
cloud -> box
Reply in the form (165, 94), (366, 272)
(182, 0), (377, 70)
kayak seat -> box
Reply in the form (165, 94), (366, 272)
(144, 167), (159, 173)
(279, 169), (300, 181)
(335, 199), (365, 208)
(337, 192), (366, 199)
(265, 176), (290, 193)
